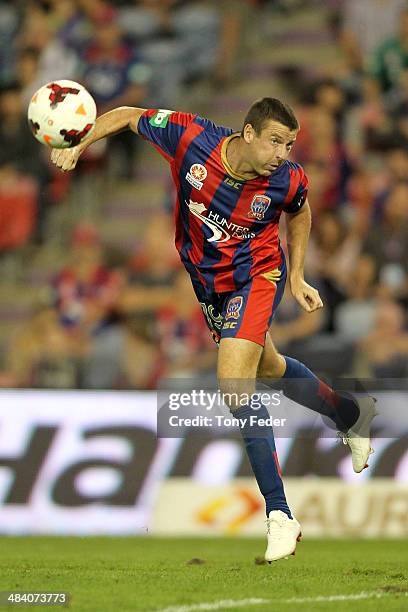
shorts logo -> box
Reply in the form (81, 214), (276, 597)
(226, 296), (243, 320)
(200, 302), (223, 330)
(248, 194), (271, 220)
(149, 109), (173, 128)
(186, 163), (207, 190)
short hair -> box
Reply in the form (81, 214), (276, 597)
(242, 97), (299, 135)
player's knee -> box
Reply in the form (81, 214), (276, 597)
(218, 378), (255, 412)
(257, 353), (286, 379)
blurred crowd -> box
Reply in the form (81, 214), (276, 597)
(281, 0), (408, 379)
(0, 0), (408, 389)
(0, 0), (248, 243)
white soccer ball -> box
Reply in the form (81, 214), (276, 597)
(27, 79), (97, 149)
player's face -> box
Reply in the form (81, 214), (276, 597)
(244, 120), (298, 177)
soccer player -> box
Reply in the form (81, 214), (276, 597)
(51, 98), (377, 561)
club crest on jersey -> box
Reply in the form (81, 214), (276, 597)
(186, 163), (207, 190)
(248, 194), (271, 220)
(225, 296), (243, 320)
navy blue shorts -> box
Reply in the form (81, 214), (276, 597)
(190, 256), (287, 347)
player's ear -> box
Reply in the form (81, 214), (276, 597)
(243, 123), (255, 144)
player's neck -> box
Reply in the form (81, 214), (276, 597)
(225, 134), (258, 180)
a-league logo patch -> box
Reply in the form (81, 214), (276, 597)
(248, 194), (271, 220)
(190, 163), (207, 182)
(186, 163), (207, 190)
(225, 296), (243, 320)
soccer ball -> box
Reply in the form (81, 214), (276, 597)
(27, 79), (97, 149)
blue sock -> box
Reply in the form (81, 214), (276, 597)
(233, 403), (291, 518)
(282, 356), (359, 431)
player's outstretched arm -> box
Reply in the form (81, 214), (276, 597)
(285, 200), (323, 313)
(50, 106), (146, 171)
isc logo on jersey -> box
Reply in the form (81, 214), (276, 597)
(186, 163), (207, 190)
(149, 109), (173, 128)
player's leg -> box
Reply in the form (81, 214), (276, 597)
(189, 280), (285, 523)
(217, 271), (289, 521)
(217, 336), (300, 561)
(257, 333), (360, 430)
(252, 248), (376, 473)
(216, 275), (301, 561)
(257, 330), (376, 473)
(218, 338), (290, 516)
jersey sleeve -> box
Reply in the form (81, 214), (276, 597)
(137, 109), (196, 162)
(283, 164), (309, 213)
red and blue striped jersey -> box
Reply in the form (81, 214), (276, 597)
(137, 109), (309, 293)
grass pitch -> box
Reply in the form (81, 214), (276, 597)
(0, 537), (407, 611)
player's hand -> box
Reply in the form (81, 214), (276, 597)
(50, 144), (84, 172)
(290, 277), (324, 313)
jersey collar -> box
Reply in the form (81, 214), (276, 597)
(221, 133), (259, 181)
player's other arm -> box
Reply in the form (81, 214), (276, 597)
(51, 106), (146, 171)
(285, 199), (323, 313)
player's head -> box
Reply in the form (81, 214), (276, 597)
(241, 97), (299, 176)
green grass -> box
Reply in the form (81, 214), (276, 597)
(0, 538), (407, 611)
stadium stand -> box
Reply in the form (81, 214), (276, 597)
(0, 0), (407, 387)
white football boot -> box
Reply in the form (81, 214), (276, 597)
(338, 395), (378, 473)
(265, 510), (302, 563)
